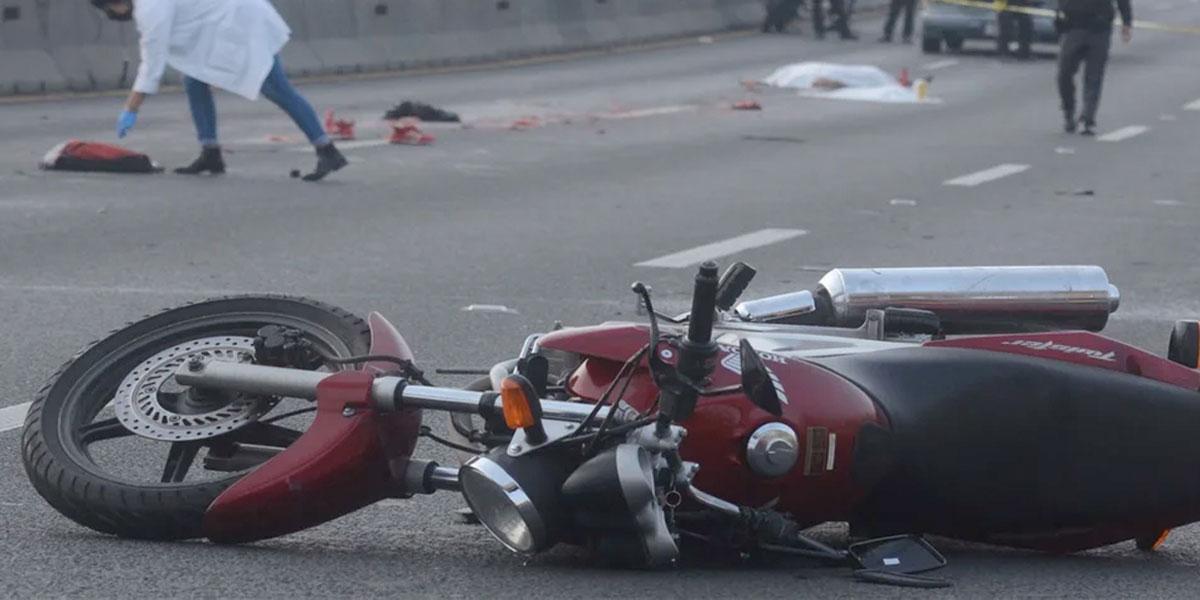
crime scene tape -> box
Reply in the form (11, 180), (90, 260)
(929, 0), (1200, 34)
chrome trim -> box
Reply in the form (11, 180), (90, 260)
(507, 419), (581, 457)
(818, 265), (1120, 330)
(733, 291), (817, 322)
(429, 466), (461, 492)
(174, 361), (327, 399)
(745, 423), (800, 477)
(396, 384), (487, 413)
(518, 334), (542, 360)
(459, 455), (547, 554)
(685, 485), (741, 517)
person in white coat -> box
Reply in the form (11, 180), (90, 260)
(93, 0), (347, 181)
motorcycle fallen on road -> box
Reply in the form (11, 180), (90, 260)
(22, 263), (1200, 587)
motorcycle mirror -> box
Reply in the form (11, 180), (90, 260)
(847, 534), (947, 576)
(739, 339), (782, 417)
(715, 262), (757, 312)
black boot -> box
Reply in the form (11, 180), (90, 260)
(301, 143), (348, 182)
(174, 147), (225, 175)
(1079, 118), (1095, 136)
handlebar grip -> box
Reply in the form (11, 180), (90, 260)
(686, 262), (720, 345)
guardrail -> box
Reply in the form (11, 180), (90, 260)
(0, 0), (886, 97)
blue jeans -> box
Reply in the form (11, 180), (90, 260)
(183, 56), (330, 148)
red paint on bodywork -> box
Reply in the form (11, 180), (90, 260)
(928, 331), (1200, 390)
(204, 315), (423, 543)
(546, 323), (885, 523)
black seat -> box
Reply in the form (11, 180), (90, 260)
(812, 346), (1200, 548)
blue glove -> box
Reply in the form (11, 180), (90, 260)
(116, 110), (138, 138)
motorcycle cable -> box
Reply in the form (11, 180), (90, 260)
(582, 347), (651, 457)
(309, 348), (433, 385)
(418, 425), (484, 454)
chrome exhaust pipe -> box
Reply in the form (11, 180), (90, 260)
(816, 265), (1120, 333)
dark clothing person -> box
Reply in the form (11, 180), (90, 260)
(813, 0), (856, 39)
(1055, 0), (1133, 133)
(880, 0), (916, 42)
(996, 0), (1034, 58)
(764, 0), (804, 32)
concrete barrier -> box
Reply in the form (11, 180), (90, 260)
(2, 0), (887, 98)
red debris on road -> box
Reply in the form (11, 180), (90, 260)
(324, 110), (357, 141)
(389, 120), (436, 146)
(733, 100), (763, 111)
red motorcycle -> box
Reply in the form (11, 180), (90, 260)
(21, 263), (1200, 587)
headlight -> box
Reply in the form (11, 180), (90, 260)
(459, 450), (570, 554)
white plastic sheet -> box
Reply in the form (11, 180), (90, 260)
(763, 62), (936, 104)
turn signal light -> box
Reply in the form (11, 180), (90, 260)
(500, 375), (540, 430)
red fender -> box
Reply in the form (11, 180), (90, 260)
(203, 313), (422, 544)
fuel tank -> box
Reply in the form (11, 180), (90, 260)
(813, 345), (1200, 552)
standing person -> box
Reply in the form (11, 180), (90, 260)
(91, 0), (347, 181)
(1056, 0), (1133, 134)
(813, 0), (857, 39)
(763, 0), (804, 33)
(879, 0), (916, 43)
(996, 0), (1034, 59)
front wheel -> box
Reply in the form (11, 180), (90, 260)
(922, 35), (943, 53)
(21, 296), (371, 540)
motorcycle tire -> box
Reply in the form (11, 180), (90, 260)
(21, 296), (371, 541)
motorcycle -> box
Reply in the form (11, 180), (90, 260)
(21, 263), (1200, 587)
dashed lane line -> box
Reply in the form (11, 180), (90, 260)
(636, 228), (808, 269)
(0, 402), (30, 433)
(1097, 125), (1149, 142)
(1185, 98), (1200, 110)
(943, 163), (1030, 187)
(921, 59), (960, 71)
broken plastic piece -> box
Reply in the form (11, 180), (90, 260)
(323, 110), (357, 141)
(389, 121), (436, 146)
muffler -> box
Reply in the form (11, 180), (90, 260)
(815, 266), (1121, 333)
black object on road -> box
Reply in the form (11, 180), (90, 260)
(384, 101), (461, 123)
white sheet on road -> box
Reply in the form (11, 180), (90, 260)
(763, 62), (937, 104)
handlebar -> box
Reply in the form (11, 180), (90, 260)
(686, 262), (720, 346)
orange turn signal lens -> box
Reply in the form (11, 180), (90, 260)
(500, 376), (538, 430)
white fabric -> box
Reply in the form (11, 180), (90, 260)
(133, 0), (291, 100)
(763, 62), (898, 90)
(764, 62), (936, 105)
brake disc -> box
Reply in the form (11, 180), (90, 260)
(112, 336), (276, 442)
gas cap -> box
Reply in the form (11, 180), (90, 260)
(745, 423), (799, 477)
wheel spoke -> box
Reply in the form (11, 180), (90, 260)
(78, 418), (135, 446)
(230, 422), (303, 448)
(161, 442), (202, 483)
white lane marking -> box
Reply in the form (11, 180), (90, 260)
(289, 139), (391, 152)
(461, 304), (520, 315)
(921, 59), (959, 71)
(636, 228), (808, 269)
(0, 402), (31, 433)
(1154, 199), (1183, 206)
(944, 163), (1030, 187)
(1097, 125), (1149, 142)
(889, 198), (918, 206)
(1055, 146), (1076, 154)
(1185, 99), (1200, 110)
(601, 105), (696, 120)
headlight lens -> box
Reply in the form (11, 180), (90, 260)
(459, 455), (544, 553)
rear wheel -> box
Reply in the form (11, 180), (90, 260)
(21, 296), (371, 540)
(922, 35), (943, 53)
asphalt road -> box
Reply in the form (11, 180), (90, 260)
(3, 5), (1200, 598)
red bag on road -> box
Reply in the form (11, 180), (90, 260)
(40, 140), (162, 174)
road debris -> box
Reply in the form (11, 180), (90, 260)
(323, 110), (356, 141)
(384, 101), (461, 123)
(1054, 189), (1095, 196)
(733, 99), (763, 111)
(40, 140), (162, 174)
(389, 120), (436, 146)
